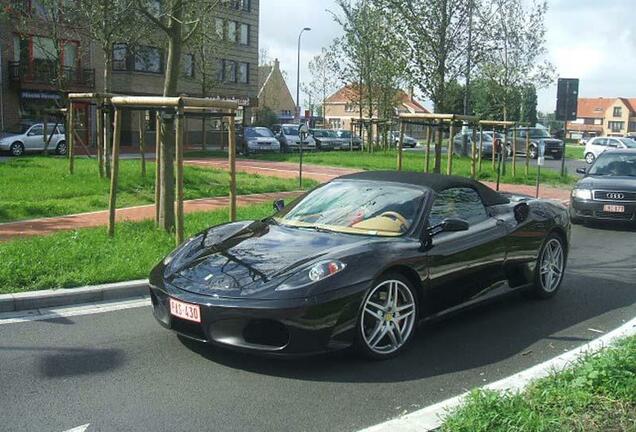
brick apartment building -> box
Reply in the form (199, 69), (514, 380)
(567, 97), (636, 139)
(0, 0), (259, 146)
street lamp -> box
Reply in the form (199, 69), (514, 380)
(296, 27), (311, 121)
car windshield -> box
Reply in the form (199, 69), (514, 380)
(282, 126), (299, 136)
(528, 129), (551, 138)
(275, 180), (426, 237)
(312, 130), (331, 137)
(618, 138), (636, 148)
(245, 128), (274, 138)
(337, 130), (353, 138)
(589, 153), (636, 177)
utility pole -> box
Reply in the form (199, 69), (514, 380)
(296, 28), (311, 120)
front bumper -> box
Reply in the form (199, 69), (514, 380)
(570, 198), (636, 222)
(149, 280), (370, 355)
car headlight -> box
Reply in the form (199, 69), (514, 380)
(572, 189), (592, 200)
(276, 260), (346, 291)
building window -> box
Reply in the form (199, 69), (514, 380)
(63, 41), (78, 68)
(227, 21), (237, 43)
(182, 53), (194, 78)
(216, 59), (224, 81)
(134, 46), (162, 74)
(238, 62), (249, 84)
(613, 107), (622, 117)
(113, 43), (128, 70)
(584, 118), (595, 125)
(630, 122), (636, 132)
(239, 23), (249, 45)
(225, 60), (236, 83)
(215, 18), (224, 39)
(239, 0), (250, 11)
(608, 121), (624, 133)
(345, 104), (356, 112)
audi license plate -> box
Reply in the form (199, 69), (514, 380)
(169, 298), (201, 323)
(604, 205), (625, 213)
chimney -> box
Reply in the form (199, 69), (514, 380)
(274, 58), (280, 70)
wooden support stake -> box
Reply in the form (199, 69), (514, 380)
(492, 128), (497, 170)
(397, 122), (405, 171)
(108, 109), (122, 237)
(154, 113), (162, 226)
(68, 102), (75, 174)
(471, 127), (478, 179)
(96, 107), (104, 178)
(175, 108), (185, 245)
(447, 123), (455, 175)
(435, 122), (443, 174)
(512, 128), (517, 176)
(525, 129), (531, 176)
(478, 126), (484, 173)
(426, 125), (432, 173)
(139, 112), (147, 177)
(228, 117), (237, 222)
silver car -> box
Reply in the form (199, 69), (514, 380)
(0, 123), (67, 156)
(276, 124), (316, 153)
(241, 127), (281, 154)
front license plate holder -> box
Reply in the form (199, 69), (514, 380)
(603, 204), (625, 213)
(169, 298), (201, 323)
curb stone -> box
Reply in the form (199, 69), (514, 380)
(0, 279), (149, 313)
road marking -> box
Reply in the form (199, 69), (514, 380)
(0, 298), (150, 325)
(63, 424), (90, 432)
(359, 316), (636, 432)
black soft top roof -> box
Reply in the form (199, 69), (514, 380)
(337, 171), (510, 206)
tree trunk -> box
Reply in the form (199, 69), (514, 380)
(158, 7), (184, 233)
(103, 53), (113, 179)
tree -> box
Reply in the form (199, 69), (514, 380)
(374, 0), (472, 171)
(254, 106), (279, 128)
(476, 0), (555, 121)
(135, 0), (221, 233)
(303, 48), (340, 119)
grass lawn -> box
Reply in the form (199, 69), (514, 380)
(566, 144), (585, 160)
(442, 335), (636, 432)
(0, 157), (315, 223)
(186, 149), (577, 188)
(0, 203), (276, 294)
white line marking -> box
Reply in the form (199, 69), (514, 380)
(63, 424), (90, 432)
(0, 298), (150, 325)
(359, 316), (636, 432)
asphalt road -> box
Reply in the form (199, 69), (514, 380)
(1, 224), (635, 432)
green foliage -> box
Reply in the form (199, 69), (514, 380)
(254, 106), (280, 128)
(442, 336), (636, 432)
(0, 204), (276, 294)
(0, 157), (314, 223)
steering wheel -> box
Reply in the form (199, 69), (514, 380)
(379, 211), (409, 228)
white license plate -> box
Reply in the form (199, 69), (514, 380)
(169, 298), (201, 323)
(604, 205), (625, 213)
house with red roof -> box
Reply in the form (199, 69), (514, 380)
(567, 97), (636, 138)
(323, 84), (429, 137)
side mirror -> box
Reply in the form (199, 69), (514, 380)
(273, 199), (285, 212)
(440, 218), (470, 232)
(576, 167), (587, 175)
(514, 202), (530, 224)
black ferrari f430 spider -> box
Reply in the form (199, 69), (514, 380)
(149, 171), (571, 359)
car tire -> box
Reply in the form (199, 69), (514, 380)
(356, 273), (418, 360)
(585, 152), (595, 164)
(528, 145), (538, 160)
(528, 234), (566, 299)
(10, 142), (24, 157)
(55, 141), (67, 156)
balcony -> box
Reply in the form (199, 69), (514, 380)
(8, 61), (95, 91)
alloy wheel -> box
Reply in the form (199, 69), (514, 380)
(539, 238), (565, 293)
(585, 153), (595, 164)
(10, 143), (24, 157)
(361, 279), (416, 355)
(56, 142), (67, 155)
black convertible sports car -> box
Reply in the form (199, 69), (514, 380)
(149, 172), (570, 359)
(570, 149), (636, 224)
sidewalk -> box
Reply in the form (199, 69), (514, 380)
(0, 191), (300, 242)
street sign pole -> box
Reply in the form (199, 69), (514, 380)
(536, 142), (545, 198)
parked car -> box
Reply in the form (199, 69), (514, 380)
(334, 129), (362, 150)
(0, 122), (67, 156)
(389, 131), (418, 148)
(583, 136), (636, 164)
(240, 127), (280, 155)
(310, 129), (339, 151)
(452, 129), (505, 157)
(149, 171), (570, 359)
(570, 149), (636, 224)
(275, 124), (316, 152)
(509, 128), (564, 160)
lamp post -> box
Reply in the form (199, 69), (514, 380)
(296, 27), (311, 120)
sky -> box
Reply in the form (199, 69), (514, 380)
(260, 0), (636, 114)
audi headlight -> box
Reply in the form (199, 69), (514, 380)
(572, 189), (592, 200)
(277, 260), (346, 291)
